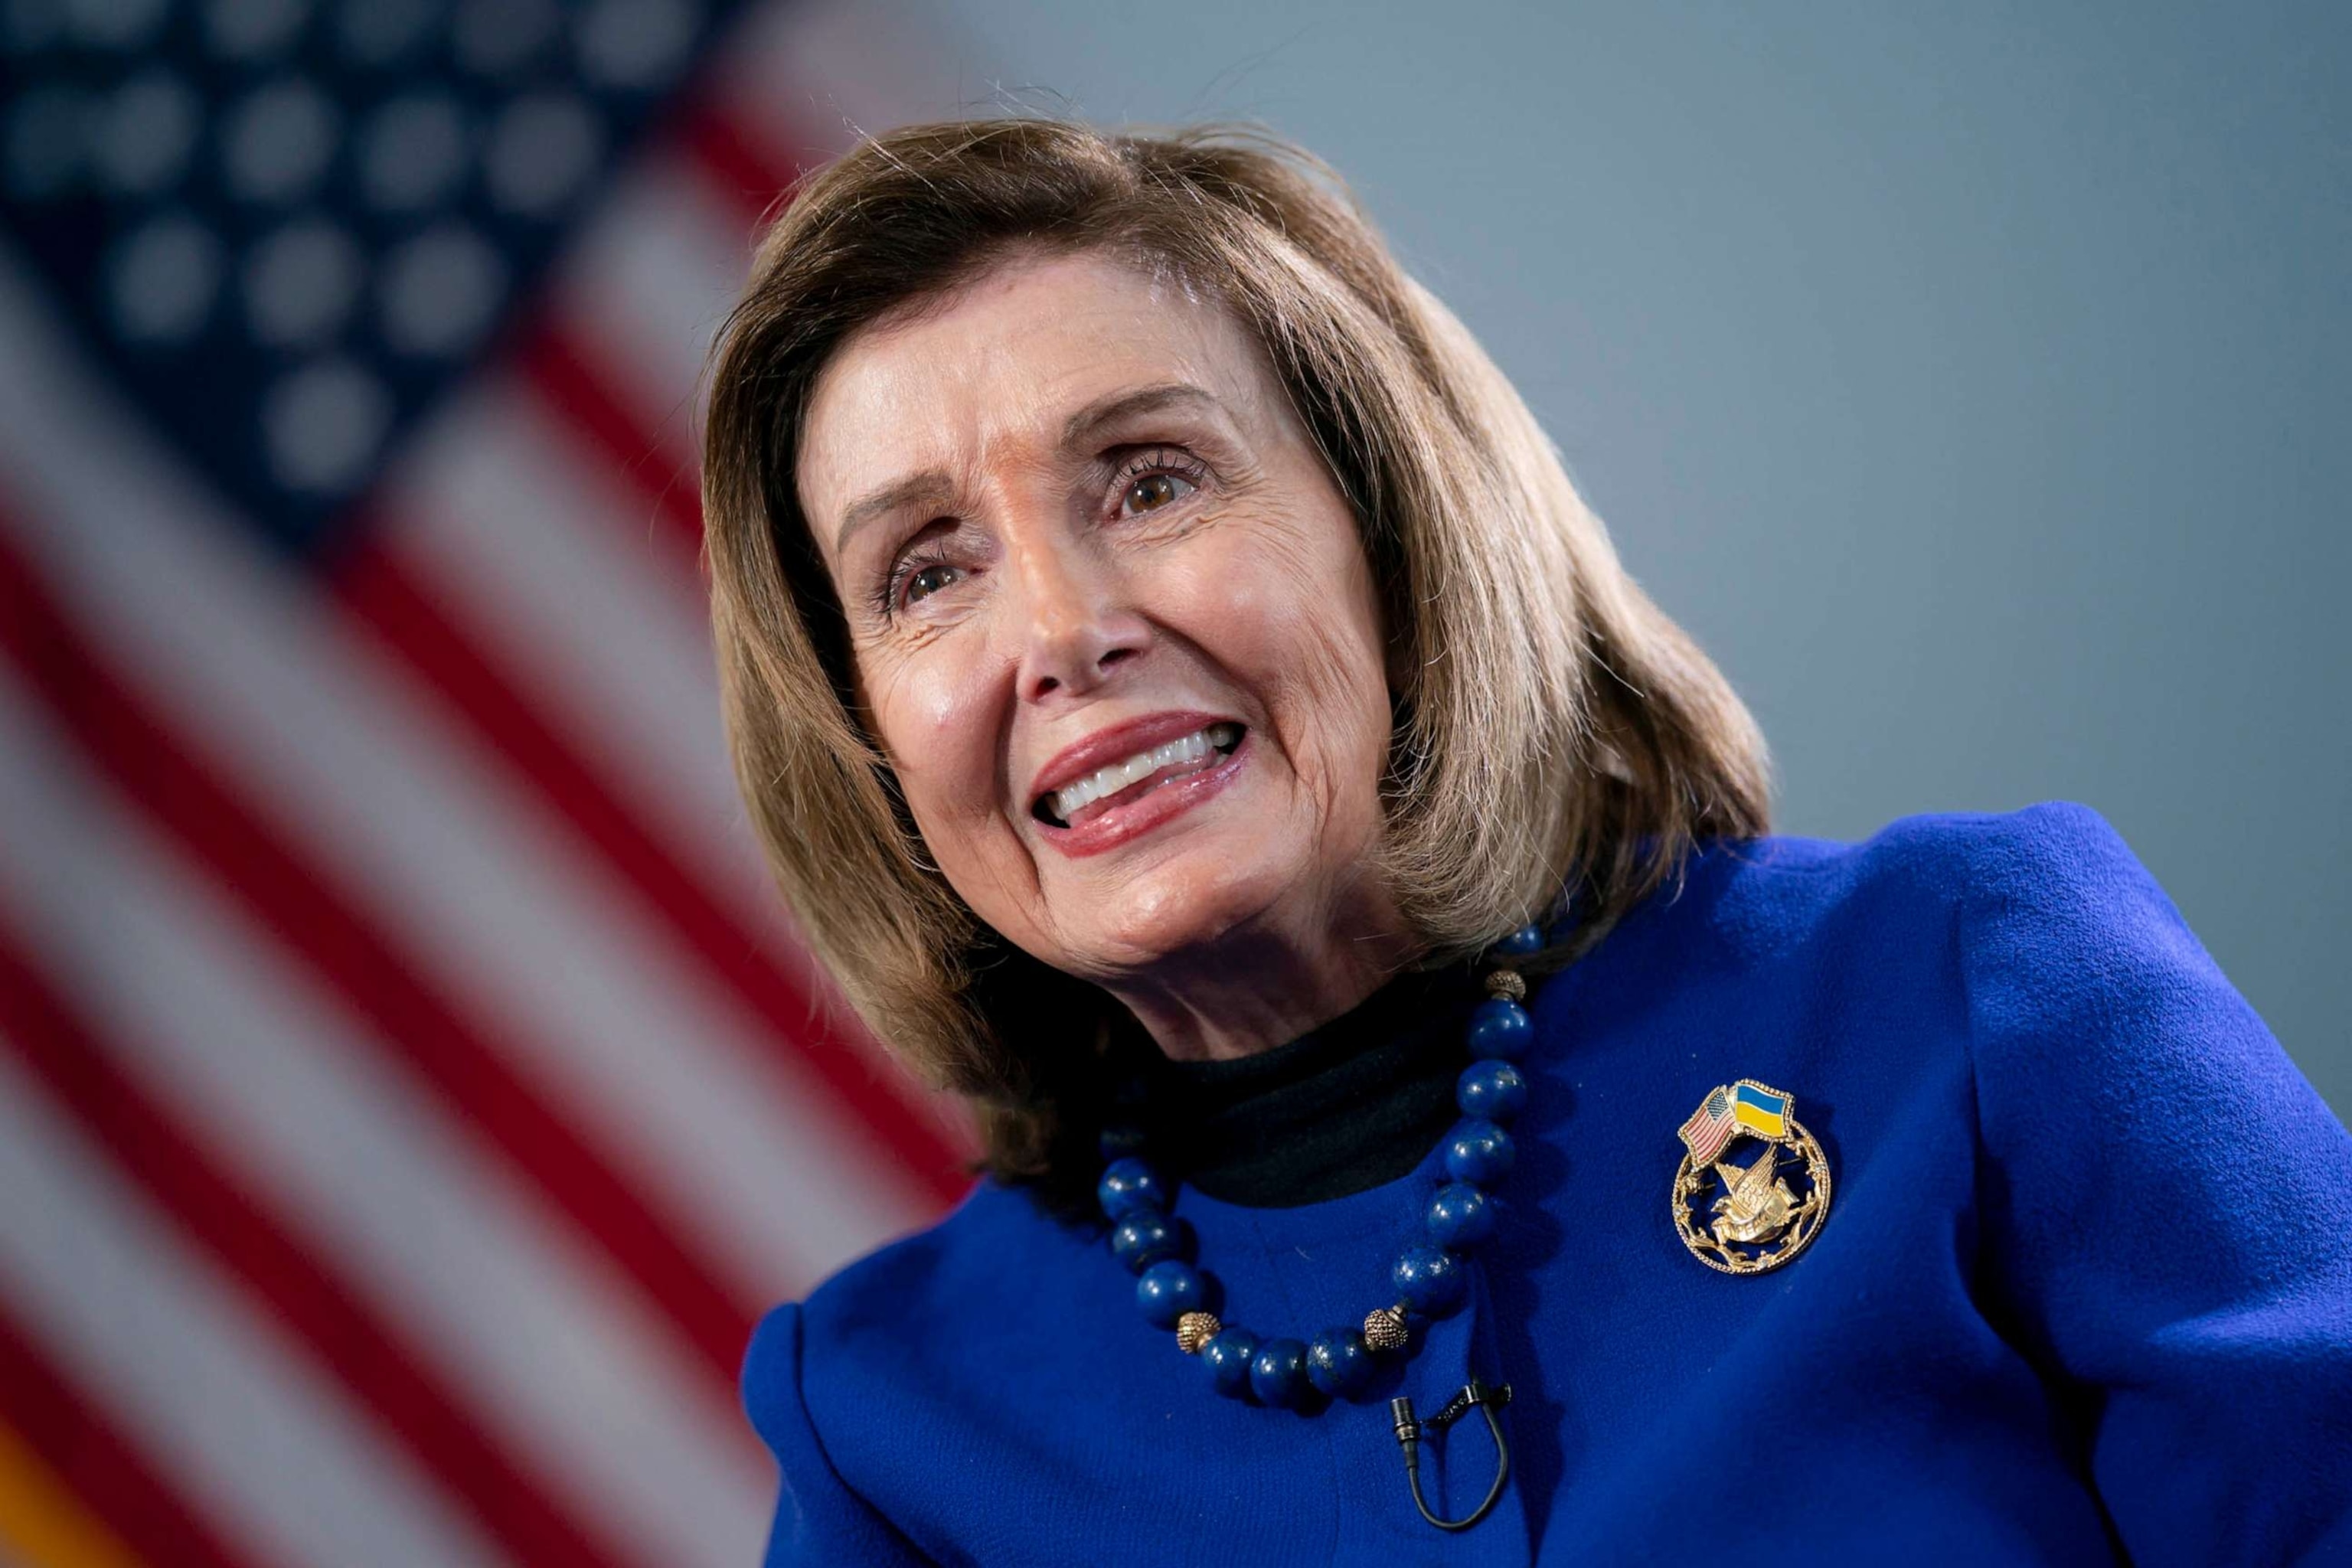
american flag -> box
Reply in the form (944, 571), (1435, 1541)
(0, 3), (975, 1565)
(1678, 1085), (1735, 1167)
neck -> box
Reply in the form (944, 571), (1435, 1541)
(1102, 889), (1424, 1063)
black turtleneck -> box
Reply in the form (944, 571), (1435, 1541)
(1098, 960), (1491, 1208)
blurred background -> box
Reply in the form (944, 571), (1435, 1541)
(0, 1), (2342, 1563)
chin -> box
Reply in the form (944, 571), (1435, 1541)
(1065, 851), (1296, 975)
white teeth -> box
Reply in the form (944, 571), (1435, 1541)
(1047, 724), (1240, 822)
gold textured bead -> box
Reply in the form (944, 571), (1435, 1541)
(1363, 1305), (1410, 1351)
(1484, 969), (1527, 1001)
(1174, 1311), (1222, 1355)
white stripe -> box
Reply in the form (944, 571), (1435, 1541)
(550, 157), (753, 452)
(0, 250), (941, 1304)
(0, 1051), (508, 1568)
(0, 671), (774, 1568)
(385, 385), (769, 908)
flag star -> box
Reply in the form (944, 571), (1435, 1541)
(221, 77), (341, 204)
(64, 0), (172, 51)
(358, 91), (472, 213)
(109, 212), (225, 345)
(243, 217), (364, 348)
(262, 356), (391, 494)
(378, 223), (505, 357)
(574, 0), (698, 90)
(452, 0), (559, 78)
(93, 67), (202, 196)
(332, 0), (440, 67)
(203, 0), (315, 61)
(484, 90), (600, 218)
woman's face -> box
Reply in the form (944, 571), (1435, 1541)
(798, 249), (1398, 988)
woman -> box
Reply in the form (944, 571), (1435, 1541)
(699, 118), (2351, 1564)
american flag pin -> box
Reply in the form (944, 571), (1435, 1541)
(1671, 1080), (1833, 1275)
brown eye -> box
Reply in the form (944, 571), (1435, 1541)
(906, 562), (962, 604)
(1121, 472), (1194, 517)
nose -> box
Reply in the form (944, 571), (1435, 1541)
(1011, 531), (1150, 703)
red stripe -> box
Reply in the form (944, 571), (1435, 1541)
(0, 1302), (256, 1568)
(0, 920), (644, 1568)
(0, 521), (756, 1393)
(676, 100), (808, 220)
(328, 529), (975, 1208)
(511, 324), (709, 564)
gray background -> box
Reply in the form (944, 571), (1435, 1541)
(804, 0), (2349, 1116)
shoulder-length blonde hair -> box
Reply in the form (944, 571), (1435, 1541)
(701, 116), (1768, 1215)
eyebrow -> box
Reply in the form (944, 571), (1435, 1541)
(830, 382), (1227, 555)
(832, 472), (952, 556)
(1059, 381), (1222, 447)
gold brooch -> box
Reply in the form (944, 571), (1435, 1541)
(1671, 1080), (1831, 1275)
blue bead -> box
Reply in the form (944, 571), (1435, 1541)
(1249, 1338), (1311, 1408)
(1109, 1212), (1188, 1272)
(1135, 1259), (1204, 1328)
(1455, 1060), (1528, 1122)
(1391, 1244), (1465, 1315)
(1426, 1182), (1495, 1248)
(1492, 922), (1544, 957)
(1306, 1328), (1374, 1397)
(1445, 1119), (1517, 1185)
(1097, 1156), (1168, 1220)
(1201, 1328), (1260, 1398)
(1466, 998), (1532, 1060)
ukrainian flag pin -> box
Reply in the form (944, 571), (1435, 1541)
(1671, 1079), (1832, 1274)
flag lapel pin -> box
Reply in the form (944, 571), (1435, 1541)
(1671, 1079), (1832, 1275)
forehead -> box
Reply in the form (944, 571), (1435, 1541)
(796, 250), (1272, 537)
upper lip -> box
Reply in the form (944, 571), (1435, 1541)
(1027, 709), (1240, 815)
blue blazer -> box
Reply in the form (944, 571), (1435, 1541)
(743, 804), (2352, 1564)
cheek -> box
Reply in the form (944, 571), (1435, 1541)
(1175, 513), (1390, 768)
(1298, 579), (1393, 795)
(860, 648), (1008, 831)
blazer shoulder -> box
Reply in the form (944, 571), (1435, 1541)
(1646, 800), (2133, 970)
(789, 1174), (1091, 1367)
(738, 1301), (929, 1563)
(1867, 798), (2155, 918)
(1705, 798), (2137, 903)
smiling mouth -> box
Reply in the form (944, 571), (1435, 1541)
(1033, 721), (1245, 829)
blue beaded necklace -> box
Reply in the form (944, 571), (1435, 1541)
(1093, 922), (1546, 1533)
